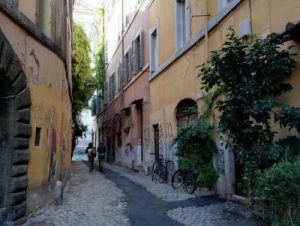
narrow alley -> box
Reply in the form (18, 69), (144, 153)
(23, 158), (258, 226)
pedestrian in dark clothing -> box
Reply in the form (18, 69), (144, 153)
(86, 143), (95, 172)
(97, 143), (106, 172)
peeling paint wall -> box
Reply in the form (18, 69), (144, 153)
(0, 11), (72, 214)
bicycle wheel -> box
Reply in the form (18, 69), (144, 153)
(172, 169), (184, 189)
(185, 171), (196, 194)
(152, 162), (160, 181)
(153, 165), (166, 183)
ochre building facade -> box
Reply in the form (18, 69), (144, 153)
(0, 0), (73, 224)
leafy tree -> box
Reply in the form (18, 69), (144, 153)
(94, 8), (105, 90)
(198, 29), (300, 224)
(71, 23), (95, 153)
(198, 28), (297, 175)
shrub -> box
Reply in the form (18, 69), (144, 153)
(253, 159), (300, 225)
(174, 119), (218, 188)
(196, 164), (218, 188)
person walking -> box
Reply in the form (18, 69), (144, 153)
(85, 143), (95, 172)
(97, 143), (106, 172)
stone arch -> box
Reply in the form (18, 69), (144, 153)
(175, 98), (197, 128)
(0, 29), (31, 224)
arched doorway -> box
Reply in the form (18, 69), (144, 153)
(176, 98), (198, 128)
(0, 29), (31, 224)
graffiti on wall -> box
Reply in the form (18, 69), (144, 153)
(158, 122), (175, 142)
(47, 106), (57, 188)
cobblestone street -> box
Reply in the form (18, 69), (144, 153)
(24, 159), (259, 226)
(23, 161), (130, 226)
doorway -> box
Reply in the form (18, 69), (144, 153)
(153, 124), (159, 163)
(0, 29), (32, 223)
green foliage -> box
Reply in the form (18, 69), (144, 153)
(198, 28), (296, 173)
(174, 119), (218, 188)
(196, 164), (218, 188)
(198, 28), (300, 225)
(94, 8), (105, 90)
(275, 105), (300, 132)
(72, 23), (95, 144)
(253, 159), (300, 225)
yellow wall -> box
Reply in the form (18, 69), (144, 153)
(150, 0), (300, 139)
(0, 12), (72, 211)
(149, 0), (175, 66)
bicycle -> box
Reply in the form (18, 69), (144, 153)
(151, 154), (174, 184)
(171, 168), (196, 194)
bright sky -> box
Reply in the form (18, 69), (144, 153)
(73, 0), (103, 53)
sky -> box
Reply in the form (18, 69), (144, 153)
(73, 0), (103, 144)
(73, 0), (103, 54)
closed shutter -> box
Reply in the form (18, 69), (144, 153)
(109, 76), (113, 100)
(129, 47), (133, 80)
(104, 80), (108, 104)
(112, 73), (115, 98)
(132, 40), (137, 75)
(125, 53), (129, 84)
(118, 63), (122, 91)
(139, 31), (144, 70)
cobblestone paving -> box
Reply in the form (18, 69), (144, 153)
(167, 203), (257, 226)
(106, 163), (259, 226)
(104, 163), (193, 201)
(23, 161), (130, 226)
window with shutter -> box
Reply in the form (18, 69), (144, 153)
(104, 81), (108, 104)
(108, 76), (112, 100)
(111, 73), (116, 96)
(129, 47), (133, 80)
(124, 52), (129, 84)
(150, 28), (158, 73)
(139, 31), (144, 70)
(118, 62), (122, 91)
(175, 0), (189, 50)
(132, 40), (137, 75)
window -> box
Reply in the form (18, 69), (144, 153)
(35, 127), (42, 147)
(150, 28), (158, 73)
(176, 0), (188, 49)
(132, 31), (145, 74)
(109, 73), (115, 100)
(118, 62), (122, 91)
(176, 99), (198, 128)
(124, 51), (130, 84)
(104, 80), (108, 104)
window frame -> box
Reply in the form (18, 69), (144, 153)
(174, 0), (190, 50)
(149, 25), (159, 74)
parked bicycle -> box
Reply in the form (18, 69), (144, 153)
(151, 154), (174, 184)
(171, 168), (196, 194)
